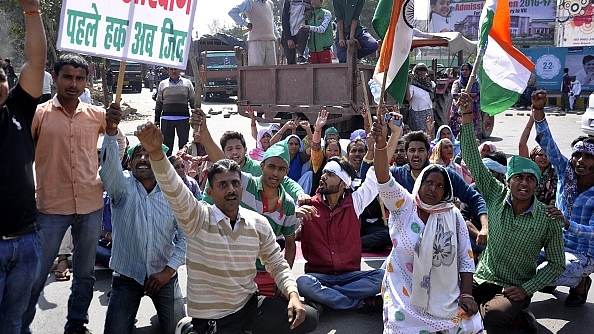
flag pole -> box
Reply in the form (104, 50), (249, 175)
(464, 45), (485, 92)
(378, 60), (390, 118)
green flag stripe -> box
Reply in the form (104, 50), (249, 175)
(478, 69), (521, 116)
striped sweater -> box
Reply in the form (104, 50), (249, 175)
(154, 77), (195, 121)
(150, 157), (298, 319)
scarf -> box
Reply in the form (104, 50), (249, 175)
(249, 128), (273, 161)
(562, 140), (594, 217)
(458, 63), (479, 94)
(410, 165), (460, 319)
(411, 63), (435, 100)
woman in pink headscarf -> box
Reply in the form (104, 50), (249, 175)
(249, 128), (273, 161)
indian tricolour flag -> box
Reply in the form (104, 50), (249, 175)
(372, 0), (414, 104)
(478, 0), (535, 115)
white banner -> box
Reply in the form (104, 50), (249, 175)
(57, 0), (197, 68)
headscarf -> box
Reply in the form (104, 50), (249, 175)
(411, 63), (434, 99)
(482, 158), (507, 175)
(561, 140), (594, 217)
(349, 129), (367, 142)
(285, 135), (306, 181)
(410, 165), (460, 319)
(529, 145), (557, 205)
(127, 143), (168, 158)
(431, 125), (460, 157)
(322, 160), (353, 189)
(478, 141), (496, 155)
(285, 134), (305, 154)
(248, 128), (273, 161)
(458, 63), (479, 94)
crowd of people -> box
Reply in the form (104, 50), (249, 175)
(2, 1), (594, 334)
(228, 0), (378, 65)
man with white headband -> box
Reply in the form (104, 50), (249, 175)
(531, 90), (594, 307)
(296, 157), (385, 314)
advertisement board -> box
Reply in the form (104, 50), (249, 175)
(57, 0), (197, 69)
(557, 0), (594, 47)
(426, 0), (556, 45)
(521, 45), (594, 91)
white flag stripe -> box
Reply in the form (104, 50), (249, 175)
(483, 36), (532, 94)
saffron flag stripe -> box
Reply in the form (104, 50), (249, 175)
(482, 36), (532, 94)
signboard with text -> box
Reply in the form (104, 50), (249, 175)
(426, 0), (556, 45)
(557, 0), (594, 47)
(57, 0), (197, 68)
(521, 46), (594, 91)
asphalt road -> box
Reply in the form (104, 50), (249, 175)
(30, 87), (592, 334)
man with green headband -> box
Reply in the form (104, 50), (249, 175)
(99, 123), (187, 333)
(458, 91), (565, 333)
(531, 90), (594, 307)
(195, 109), (307, 297)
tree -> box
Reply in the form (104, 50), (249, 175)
(0, 0), (62, 67)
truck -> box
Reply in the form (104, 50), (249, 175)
(108, 60), (146, 93)
(184, 34), (245, 101)
(235, 42), (380, 136)
(200, 50), (238, 101)
(235, 32), (494, 138)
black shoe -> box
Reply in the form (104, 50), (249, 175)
(64, 327), (91, 334)
(304, 298), (324, 317)
(358, 294), (383, 314)
(565, 276), (591, 307)
(538, 286), (556, 294)
(509, 310), (538, 333)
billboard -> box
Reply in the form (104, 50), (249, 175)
(57, 0), (197, 69)
(557, 0), (594, 47)
(521, 45), (594, 91)
(426, 0), (557, 45)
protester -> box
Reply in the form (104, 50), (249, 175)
(449, 63), (481, 139)
(458, 91), (565, 332)
(333, 0), (378, 63)
(24, 53), (121, 334)
(0, 1), (45, 331)
(169, 155), (202, 199)
(281, 0), (311, 64)
(406, 63), (435, 132)
(154, 67), (195, 156)
(100, 126), (187, 333)
(301, 0), (333, 64)
(531, 90), (594, 307)
(372, 113), (482, 333)
(133, 121), (318, 333)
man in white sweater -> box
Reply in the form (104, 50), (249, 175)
(134, 121), (318, 334)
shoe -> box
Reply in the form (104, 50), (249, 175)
(508, 310), (538, 333)
(64, 326), (91, 334)
(54, 257), (71, 281)
(297, 56), (308, 64)
(565, 276), (591, 307)
(304, 298), (323, 317)
(358, 294), (383, 314)
(538, 286), (556, 294)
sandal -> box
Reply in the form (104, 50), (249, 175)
(54, 257), (71, 281)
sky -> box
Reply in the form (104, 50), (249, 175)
(192, 0), (429, 37)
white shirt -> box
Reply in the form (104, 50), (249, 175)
(42, 71), (52, 94)
(409, 84), (435, 111)
(428, 14), (453, 33)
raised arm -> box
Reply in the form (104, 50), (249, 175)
(17, 0), (46, 98)
(531, 90), (569, 172)
(518, 113), (534, 158)
(248, 106), (258, 140)
(190, 108), (225, 162)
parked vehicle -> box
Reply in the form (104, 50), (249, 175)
(581, 92), (594, 136)
(108, 60), (146, 93)
(200, 50), (238, 101)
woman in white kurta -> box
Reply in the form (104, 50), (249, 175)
(374, 159), (483, 332)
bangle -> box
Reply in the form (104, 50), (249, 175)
(24, 9), (41, 15)
(106, 232), (111, 239)
(375, 145), (387, 151)
(363, 158), (374, 164)
(460, 293), (474, 300)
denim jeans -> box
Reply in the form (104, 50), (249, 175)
(296, 269), (385, 309)
(104, 273), (186, 334)
(0, 230), (42, 334)
(21, 210), (103, 334)
(537, 248), (594, 288)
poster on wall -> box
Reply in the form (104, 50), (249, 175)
(557, 0), (594, 46)
(426, 0), (556, 45)
(57, 0), (197, 68)
(521, 46), (594, 91)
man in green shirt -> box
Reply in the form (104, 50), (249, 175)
(457, 92), (565, 333)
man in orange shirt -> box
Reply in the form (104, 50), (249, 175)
(21, 53), (121, 334)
